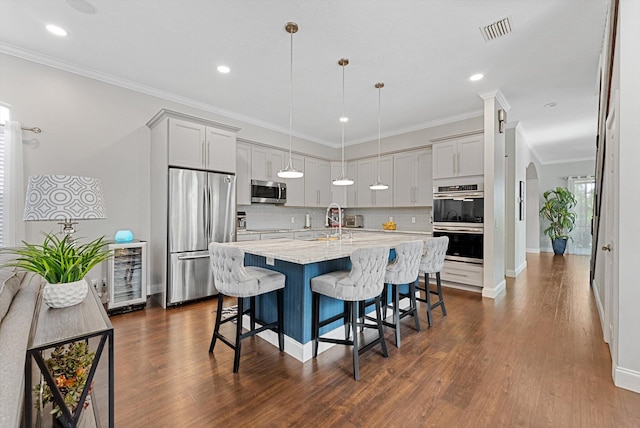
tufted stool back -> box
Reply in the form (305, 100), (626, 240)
(341, 246), (390, 301)
(385, 240), (424, 285)
(420, 237), (449, 274)
(209, 242), (257, 297)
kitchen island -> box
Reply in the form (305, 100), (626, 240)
(223, 232), (429, 361)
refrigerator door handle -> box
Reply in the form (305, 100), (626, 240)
(177, 254), (210, 260)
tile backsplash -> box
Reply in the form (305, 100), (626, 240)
(239, 204), (432, 232)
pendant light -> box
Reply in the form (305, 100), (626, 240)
(332, 58), (354, 186)
(370, 82), (389, 190)
(277, 22), (304, 179)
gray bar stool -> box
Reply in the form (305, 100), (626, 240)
(416, 236), (449, 326)
(311, 246), (390, 380)
(208, 242), (285, 373)
(380, 240), (424, 347)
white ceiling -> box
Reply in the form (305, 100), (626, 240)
(0, 0), (609, 164)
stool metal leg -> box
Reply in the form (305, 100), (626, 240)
(374, 296), (388, 358)
(351, 301), (360, 380)
(425, 272), (434, 326)
(233, 297), (244, 373)
(277, 289), (285, 351)
(209, 293), (225, 353)
(312, 292), (320, 358)
(410, 279), (421, 332)
(250, 296), (256, 331)
(436, 272), (447, 317)
(393, 284), (401, 347)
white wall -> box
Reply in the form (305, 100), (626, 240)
(481, 93), (506, 298)
(525, 164), (541, 253)
(345, 116), (484, 159)
(615, 0), (640, 392)
(0, 54), (336, 280)
(505, 126), (530, 276)
(537, 159), (595, 252)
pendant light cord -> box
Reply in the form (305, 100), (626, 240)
(287, 26), (294, 169)
(341, 62), (346, 176)
(377, 85), (381, 180)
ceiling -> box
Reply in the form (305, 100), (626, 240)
(0, 0), (609, 164)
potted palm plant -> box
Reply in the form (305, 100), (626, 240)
(539, 187), (577, 255)
(1, 232), (111, 307)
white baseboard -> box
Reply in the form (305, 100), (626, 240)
(482, 279), (506, 299)
(614, 366), (640, 393)
(505, 261), (527, 278)
(540, 247), (553, 253)
(526, 248), (540, 254)
(591, 279), (608, 343)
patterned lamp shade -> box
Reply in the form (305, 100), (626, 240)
(24, 175), (107, 221)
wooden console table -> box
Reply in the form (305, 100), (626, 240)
(24, 284), (114, 427)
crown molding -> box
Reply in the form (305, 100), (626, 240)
(0, 43), (333, 145)
(478, 89), (512, 112)
(344, 109), (484, 147)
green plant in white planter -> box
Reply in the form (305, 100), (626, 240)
(1, 232), (111, 307)
(539, 187), (577, 255)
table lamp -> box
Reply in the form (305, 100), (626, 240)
(23, 175), (107, 237)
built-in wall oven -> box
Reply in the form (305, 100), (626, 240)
(433, 183), (484, 264)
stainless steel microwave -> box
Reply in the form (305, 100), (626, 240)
(251, 180), (287, 204)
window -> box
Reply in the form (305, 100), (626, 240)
(0, 104), (11, 247)
(568, 176), (595, 255)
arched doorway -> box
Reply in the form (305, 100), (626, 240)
(526, 162), (540, 252)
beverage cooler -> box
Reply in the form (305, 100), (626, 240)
(107, 241), (148, 312)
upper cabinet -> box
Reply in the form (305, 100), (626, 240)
(168, 117), (237, 173)
(251, 146), (285, 181)
(393, 149), (433, 207)
(284, 154), (305, 207)
(354, 156), (393, 207)
(236, 142), (252, 205)
(432, 135), (483, 179)
(330, 161), (348, 207)
(304, 157), (331, 207)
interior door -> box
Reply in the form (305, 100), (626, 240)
(603, 90), (619, 366)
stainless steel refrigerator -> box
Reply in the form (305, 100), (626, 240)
(167, 168), (236, 305)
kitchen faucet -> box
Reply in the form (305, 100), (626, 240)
(325, 202), (343, 240)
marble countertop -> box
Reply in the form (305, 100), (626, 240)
(237, 228), (432, 236)
(224, 232), (430, 264)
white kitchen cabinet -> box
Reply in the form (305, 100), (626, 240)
(355, 156), (393, 207)
(236, 233), (260, 242)
(168, 117), (236, 173)
(251, 146), (286, 181)
(260, 232), (294, 240)
(440, 260), (483, 287)
(304, 157), (331, 207)
(330, 161), (348, 206)
(236, 142), (252, 205)
(432, 135), (483, 179)
(346, 161), (358, 207)
(284, 154), (305, 207)
(393, 149), (433, 206)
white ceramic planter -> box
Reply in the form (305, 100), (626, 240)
(42, 279), (88, 308)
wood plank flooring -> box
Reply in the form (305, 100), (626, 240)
(109, 254), (640, 427)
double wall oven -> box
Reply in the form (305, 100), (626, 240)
(432, 183), (484, 264)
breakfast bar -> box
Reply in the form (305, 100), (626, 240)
(223, 232), (429, 361)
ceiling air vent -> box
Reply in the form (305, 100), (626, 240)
(480, 16), (512, 42)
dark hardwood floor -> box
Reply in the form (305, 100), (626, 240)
(109, 254), (640, 427)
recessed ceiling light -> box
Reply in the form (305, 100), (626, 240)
(339, 116), (349, 123)
(46, 24), (68, 37)
(217, 65), (230, 74)
(544, 102), (558, 108)
(469, 73), (484, 81)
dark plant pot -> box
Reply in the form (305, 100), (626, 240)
(552, 238), (568, 255)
